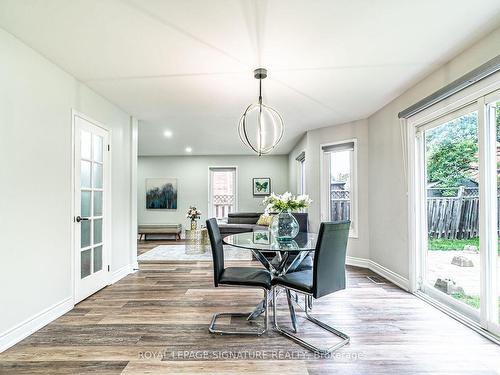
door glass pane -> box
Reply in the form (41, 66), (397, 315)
(329, 150), (351, 222)
(93, 246), (103, 272)
(81, 130), (91, 160)
(93, 191), (102, 216)
(81, 220), (91, 248)
(93, 218), (102, 244)
(81, 191), (91, 217)
(81, 249), (91, 278)
(425, 111), (480, 312)
(93, 164), (103, 188)
(81, 161), (91, 188)
(93, 135), (103, 162)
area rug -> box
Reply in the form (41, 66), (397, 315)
(138, 244), (252, 261)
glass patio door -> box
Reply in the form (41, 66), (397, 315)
(486, 95), (500, 336)
(73, 113), (110, 303)
(419, 107), (481, 321)
(415, 88), (500, 337)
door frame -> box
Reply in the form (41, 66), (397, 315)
(71, 109), (112, 304)
(407, 76), (500, 338)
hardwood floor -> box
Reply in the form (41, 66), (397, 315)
(1, 241), (500, 374)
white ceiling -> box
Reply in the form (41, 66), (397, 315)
(1, 0), (500, 155)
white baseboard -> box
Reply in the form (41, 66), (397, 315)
(0, 263), (136, 354)
(346, 256), (409, 291)
(109, 263), (135, 284)
(345, 255), (370, 269)
(0, 296), (74, 353)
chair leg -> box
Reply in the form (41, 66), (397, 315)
(209, 288), (269, 336)
(272, 286), (350, 355)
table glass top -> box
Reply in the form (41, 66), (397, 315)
(223, 231), (317, 252)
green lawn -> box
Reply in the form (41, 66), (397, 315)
(451, 293), (500, 321)
(428, 237), (500, 255)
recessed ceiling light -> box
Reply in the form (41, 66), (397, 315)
(185, 147), (192, 153)
(163, 130), (173, 138)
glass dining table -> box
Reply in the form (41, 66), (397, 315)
(223, 230), (318, 332)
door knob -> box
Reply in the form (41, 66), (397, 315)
(76, 216), (89, 223)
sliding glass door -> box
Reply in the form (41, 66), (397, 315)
(421, 108), (481, 320)
(415, 88), (500, 336)
(487, 96), (500, 335)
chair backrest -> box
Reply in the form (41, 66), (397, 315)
(313, 221), (350, 299)
(292, 212), (308, 232)
(206, 218), (225, 287)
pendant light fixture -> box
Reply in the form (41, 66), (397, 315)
(238, 68), (284, 156)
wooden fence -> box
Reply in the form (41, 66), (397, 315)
(330, 190), (350, 222)
(427, 187), (481, 239)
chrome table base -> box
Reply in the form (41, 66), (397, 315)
(246, 249), (310, 333)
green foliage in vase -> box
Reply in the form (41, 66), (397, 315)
(262, 192), (312, 213)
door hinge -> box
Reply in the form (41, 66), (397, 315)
(107, 144), (110, 152)
(107, 265), (110, 272)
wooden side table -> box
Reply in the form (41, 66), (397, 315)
(185, 228), (210, 254)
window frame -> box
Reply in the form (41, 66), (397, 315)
(208, 166), (238, 219)
(296, 152), (306, 195)
(320, 138), (358, 238)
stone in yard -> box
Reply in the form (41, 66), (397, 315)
(434, 278), (465, 295)
(463, 245), (479, 253)
(451, 255), (474, 267)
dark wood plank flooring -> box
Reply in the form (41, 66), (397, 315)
(1, 241), (499, 374)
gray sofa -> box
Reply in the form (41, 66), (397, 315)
(218, 212), (308, 237)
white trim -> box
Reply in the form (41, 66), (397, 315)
(130, 117), (139, 270)
(408, 72), (500, 126)
(0, 297), (73, 353)
(0, 262), (135, 353)
(346, 256), (410, 291)
(345, 255), (370, 269)
(407, 74), (500, 336)
(414, 291), (500, 345)
(71, 110), (112, 303)
(320, 138), (358, 238)
(296, 149), (306, 195)
(109, 263), (135, 284)
(207, 166), (238, 219)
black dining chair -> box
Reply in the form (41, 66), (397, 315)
(206, 218), (272, 335)
(272, 221), (351, 354)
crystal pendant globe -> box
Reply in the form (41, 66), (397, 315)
(238, 68), (284, 156)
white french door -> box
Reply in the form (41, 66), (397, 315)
(73, 113), (110, 303)
(413, 87), (500, 337)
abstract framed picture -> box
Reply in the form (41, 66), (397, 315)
(146, 178), (178, 209)
(253, 177), (271, 196)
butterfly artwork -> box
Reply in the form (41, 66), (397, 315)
(253, 178), (271, 196)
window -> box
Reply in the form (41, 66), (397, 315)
(209, 167), (237, 219)
(321, 140), (357, 237)
(296, 151), (306, 195)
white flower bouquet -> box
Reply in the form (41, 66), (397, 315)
(262, 192), (312, 213)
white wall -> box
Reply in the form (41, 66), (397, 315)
(368, 27), (500, 279)
(0, 28), (135, 348)
(138, 155), (289, 229)
(288, 120), (370, 260)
